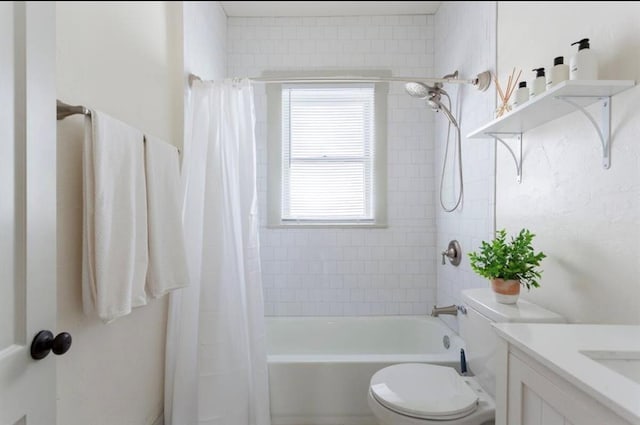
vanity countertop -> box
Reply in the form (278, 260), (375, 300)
(492, 323), (640, 425)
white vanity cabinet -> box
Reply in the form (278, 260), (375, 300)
(492, 324), (640, 425)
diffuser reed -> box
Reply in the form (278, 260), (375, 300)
(494, 68), (521, 118)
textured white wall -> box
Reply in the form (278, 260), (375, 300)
(228, 15), (437, 316)
(56, 1), (183, 148)
(183, 1), (227, 161)
(497, 2), (640, 324)
(183, 1), (227, 92)
(434, 2), (497, 331)
(56, 3), (183, 425)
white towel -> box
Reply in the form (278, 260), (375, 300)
(82, 111), (149, 323)
(144, 135), (189, 298)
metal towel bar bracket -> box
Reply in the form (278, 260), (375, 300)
(57, 100), (91, 121)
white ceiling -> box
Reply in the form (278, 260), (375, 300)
(220, 1), (441, 17)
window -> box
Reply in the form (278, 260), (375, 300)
(267, 80), (387, 227)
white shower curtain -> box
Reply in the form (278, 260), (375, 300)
(165, 79), (271, 425)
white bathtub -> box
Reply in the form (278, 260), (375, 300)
(266, 316), (464, 425)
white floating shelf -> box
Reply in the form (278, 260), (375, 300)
(467, 79), (635, 182)
(468, 80), (635, 138)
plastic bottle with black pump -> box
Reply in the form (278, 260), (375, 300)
(570, 38), (598, 80)
(531, 67), (546, 97)
(548, 56), (569, 88)
(514, 81), (529, 107)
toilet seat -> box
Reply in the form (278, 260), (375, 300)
(370, 363), (479, 421)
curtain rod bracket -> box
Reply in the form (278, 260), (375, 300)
(188, 73), (202, 88)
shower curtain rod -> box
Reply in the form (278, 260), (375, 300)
(188, 72), (490, 89)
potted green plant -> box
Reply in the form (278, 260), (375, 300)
(468, 228), (546, 304)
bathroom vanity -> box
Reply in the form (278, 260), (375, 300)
(492, 323), (640, 425)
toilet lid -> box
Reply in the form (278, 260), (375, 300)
(370, 363), (479, 420)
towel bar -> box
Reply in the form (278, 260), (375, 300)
(57, 100), (181, 154)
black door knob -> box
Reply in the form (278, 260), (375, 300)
(30, 330), (72, 360)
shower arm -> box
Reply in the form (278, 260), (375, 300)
(188, 71), (492, 91)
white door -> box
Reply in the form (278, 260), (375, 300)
(0, 2), (58, 425)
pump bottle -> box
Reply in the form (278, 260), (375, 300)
(514, 81), (529, 106)
(570, 38), (598, 80)
(531, 68), (546, 97)
(548, 56), (569, 88)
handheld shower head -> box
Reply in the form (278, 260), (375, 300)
(426, 89), (445, 112)
(405, 82), (451, 113)
(405, 71), (464, 213)
(435, 99), (459, 129)
(405, 72), (457, 126)
(404, 82), (430, 99)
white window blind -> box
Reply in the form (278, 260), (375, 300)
(281, 84), (375, 222)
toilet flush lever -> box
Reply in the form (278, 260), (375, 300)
(441, 240), (462, 266)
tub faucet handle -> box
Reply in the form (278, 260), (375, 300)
(441, 240), (462, 266)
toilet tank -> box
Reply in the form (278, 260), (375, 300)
(458, 288), (564, 398)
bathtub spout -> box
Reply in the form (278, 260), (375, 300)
(431, 304), (459, 317)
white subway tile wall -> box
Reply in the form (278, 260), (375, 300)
(433, 2), (497, 332)
(228, 15), (437, 316)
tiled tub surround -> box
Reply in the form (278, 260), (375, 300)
(434, 1), (497, 332)
(228, 15), (438, 316)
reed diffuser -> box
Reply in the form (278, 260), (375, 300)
(494, 68), (521, 118)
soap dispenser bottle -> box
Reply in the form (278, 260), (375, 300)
(514, 81), (529, 106)
(531, 67), (546, 97)
(570, 38), (598, 80)
(548, 56), (569, 88)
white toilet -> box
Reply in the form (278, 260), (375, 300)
(368, 288), (564, 425)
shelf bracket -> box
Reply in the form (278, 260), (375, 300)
(555, 95), (611, 169)
(486, 132), (523, 183)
